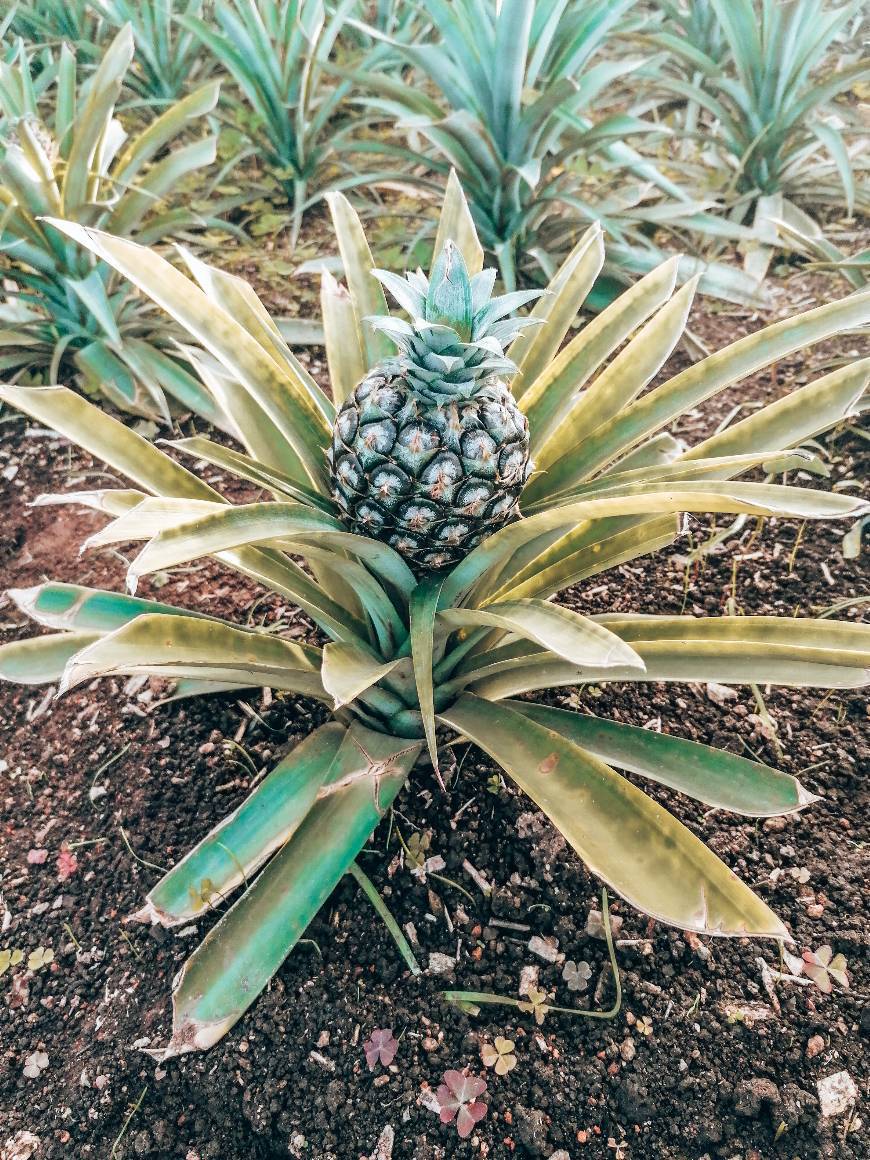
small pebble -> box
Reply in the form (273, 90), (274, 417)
(427, 952), (455, 976)
(817, 1071), (857, 1117)
(519, 964), (539, 996)
(528, 934), (561, 964)
(806, 1034), (825, 1059)
(586, 909), (623, 940)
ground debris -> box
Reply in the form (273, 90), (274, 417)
(816, 1071), (857, 1118)
(427, 951), (455, 976)
(367, 1125), (394, 1160)
(527, 934), (561, 964)
(1, 1132), (41, 1160)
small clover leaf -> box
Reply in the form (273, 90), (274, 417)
(481, 1036), (516, 1075)
(0, 948), (24, 976)
(23, 1050), (49, 1078)
(518, 986), (550, 1025)
(562, 959), (592, 992)
(405, 831), (430, 870)
(802, 946), (849, 994)
(27, 947), (54, 972)
(435, 1069), (488, 1139)
(363, 1027), (398, 1070)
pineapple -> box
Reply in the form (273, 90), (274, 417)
(329, 242), (540, 570)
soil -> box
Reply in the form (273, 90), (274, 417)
(0, 232), (868, 1160)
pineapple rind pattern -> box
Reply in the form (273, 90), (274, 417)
(329, 242), (537, 571)
(330, 370), (530, 571)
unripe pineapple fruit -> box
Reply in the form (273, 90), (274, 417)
(329, 243), (541, 571)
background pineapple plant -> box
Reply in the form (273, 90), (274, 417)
(0, 25), (227, 423)
(1, 174), (867, 1059)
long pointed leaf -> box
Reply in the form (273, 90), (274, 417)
(321, 269), (366, 406)
(44, 221), (331, 490)
(440, 694), (788, 937)
(530, 277), (700, 493)
(138, 723), (345, 927)
(0, 386), (220, 501)
(569, 287), (870, 477)
(439, 600), (644, 670)
(509, 223), (604, 399)
(409, 576), (445, 773)
(0, 631), (100, 685)
(58, 614), (324, 698)
(520, 257), (679, 447)
(503, 700), (817, 817)
(444, 482), (867, 608)
(433, 168), (484, 276)
(326, 192), (392, 366)
(9, 583), (212, 634)
(149, 724), (421, 1057)
(466, 635), (870, 699)
(321, 641), (399, 709)
(682, 360), (870, 461)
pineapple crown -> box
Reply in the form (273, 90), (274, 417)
(366, 241), (543, 403)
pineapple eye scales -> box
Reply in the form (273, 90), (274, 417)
(329, 241), (538, 572)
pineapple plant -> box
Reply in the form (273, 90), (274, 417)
(330, 242), (538, 569)
(178, 0), (364, 247)
(0, 26), (227, 425)
(352, 0), (764, 306)
(1, 175), (868, 1059)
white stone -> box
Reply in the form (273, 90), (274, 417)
(519, 964), (539, 996)
(2, 1132), (41, 1160)
(706, 681), (738, 704)
(427, 951), (455, 976)
(368, 1125), (394, 1160)
(817, 1070), (857, 1118)
(528, 934), (561, 963)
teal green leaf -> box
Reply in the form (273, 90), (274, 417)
(149, 724), (421, 1058)
(0, 632), (100, 685)
(140, 723), (346, 927)
(409, 576), (446, 773)
(9, 583), (213, 634)
(502, 701), (817, 816)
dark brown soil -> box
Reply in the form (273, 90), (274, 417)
(0, 255), (867, 1160)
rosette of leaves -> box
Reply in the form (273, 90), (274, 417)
(0, 26), (227, 424)
(346, 0), (763, 306)
(6, 0), (98, 46)
(772, 213), (870, 292)
(91, 0), (216, 102)
(1, 177), (869, 1059)
(652, 0), (870, 223)
(179, 0), (364, 247)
